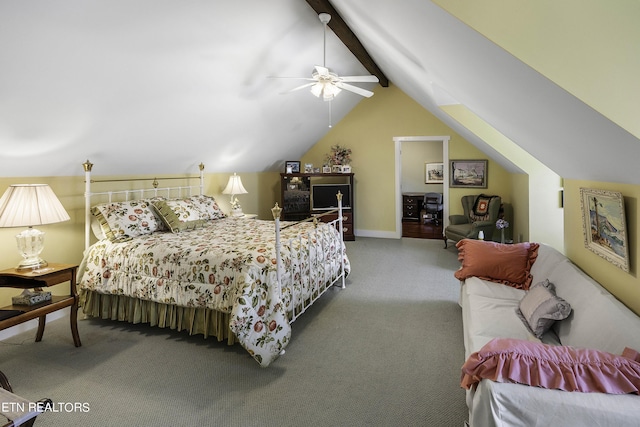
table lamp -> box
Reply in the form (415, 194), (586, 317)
(222, 173), (248, 217)
(0, 184), (71, 271)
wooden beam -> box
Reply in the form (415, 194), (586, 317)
(305, 0), (389, 87)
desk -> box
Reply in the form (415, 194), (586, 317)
(0, 264), (81, 347)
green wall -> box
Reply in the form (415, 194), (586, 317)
(564, 179), (639, 315)
(301, 84), (515, 236)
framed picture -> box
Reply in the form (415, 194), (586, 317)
(580, 188), (629, 272)
(425, 162), (444, 183)
(285, 161), (300, 174)
(304, 163), (313, 173)
(450, 159), (487, 188)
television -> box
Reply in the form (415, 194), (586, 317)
(311, 184), (351, 211)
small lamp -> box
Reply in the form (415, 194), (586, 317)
(222, 173), (248, 217)
(0, 184), (70, 271)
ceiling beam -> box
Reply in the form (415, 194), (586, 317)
(305, 0), (389, 87)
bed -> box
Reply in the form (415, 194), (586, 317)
(77, 161), (350, 367)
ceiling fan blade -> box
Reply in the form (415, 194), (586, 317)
(285, 82), (317, 94)
(335, 82), (374, 98)
(314, 65), (330, 76)
(340, 75), (379, 83)
(269, 76), (316, 81)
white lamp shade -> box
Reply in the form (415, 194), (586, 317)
(222, 174), (248, 195)
(0, 184), (71, 228)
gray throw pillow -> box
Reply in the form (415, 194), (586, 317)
(516, 279), (571, 338)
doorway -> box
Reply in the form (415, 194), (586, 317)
(393, 136), (450, 239)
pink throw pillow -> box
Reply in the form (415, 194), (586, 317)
(454, 240), (540, 290)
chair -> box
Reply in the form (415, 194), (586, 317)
(444, 194), (502, 248)
(0, 371), (50, 427)
(422, 192), (443, 225)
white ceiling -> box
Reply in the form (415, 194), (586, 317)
(1, 0), (639, 183)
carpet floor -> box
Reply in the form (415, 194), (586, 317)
(0, 237), (467, 426)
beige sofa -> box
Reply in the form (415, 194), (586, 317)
(459, 243), (640, 426)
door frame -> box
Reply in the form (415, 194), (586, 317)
(393, 136), (450, 238)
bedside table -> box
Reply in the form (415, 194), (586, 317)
(0, 263), (81, 347)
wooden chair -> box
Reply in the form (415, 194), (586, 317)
(0, 371), (50, 427)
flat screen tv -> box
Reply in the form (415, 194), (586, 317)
(311, 184), (351, 211)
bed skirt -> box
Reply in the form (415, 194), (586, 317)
(79, 290), (237, 345)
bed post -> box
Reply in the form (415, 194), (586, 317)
(336, 192), (346, 289)
(271, 203), (283, 297)
(198, 163), (205, 195)
(83, 160), (93, 252)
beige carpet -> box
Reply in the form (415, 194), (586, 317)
(0, 237), (467, 426)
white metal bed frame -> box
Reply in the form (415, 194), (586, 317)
(81, 160), (346, 329)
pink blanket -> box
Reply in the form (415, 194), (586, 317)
(461, 338), (640, 394)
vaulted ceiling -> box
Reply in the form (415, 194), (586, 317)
(1, 0), (639, 183)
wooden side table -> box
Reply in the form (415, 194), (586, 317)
(0, 263), (81, 347)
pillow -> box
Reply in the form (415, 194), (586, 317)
(188, 195), (226, 220)
(92, 199), (165, 242)
(622, 347), (640, 363)
(515, 280), (571, 338)
(152, 197), (211, 233)
(470, 194), (494, 221)
(461, 338), (640, 394)
(454, 239), (540, 290)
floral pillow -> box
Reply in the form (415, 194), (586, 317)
(152, 196), (217, 233)
(92, 198), (165, 242)
(188, 195), (226, 220)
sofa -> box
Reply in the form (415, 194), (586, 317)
(456, 239), (640, 427)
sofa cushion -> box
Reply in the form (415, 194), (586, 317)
(516, 280), (571, 339)
(454, 240), (540, 290)
(461, 338), (640, 395)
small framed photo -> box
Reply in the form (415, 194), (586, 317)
(342, 165), (352, 173)
(580, 188), (629, 272)
(322, 166), (331, 173)
(285, 161), (300, 174)
(304, 163), (313, 173)
(450, 159), (487, 188)
(313, 167), (320, 173)
(425, 162), (443, 183)
(332, 165), (343, 173)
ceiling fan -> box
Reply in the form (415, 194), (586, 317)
(278, 13), (379, 102)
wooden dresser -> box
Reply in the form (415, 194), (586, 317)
(402, 193), (423, 221)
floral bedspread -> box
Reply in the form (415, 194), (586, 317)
(78, 218), (350, 367)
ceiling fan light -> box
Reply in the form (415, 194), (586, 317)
(310, 83), (323, 98)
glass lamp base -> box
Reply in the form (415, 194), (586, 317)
(15, 227), (48, 271)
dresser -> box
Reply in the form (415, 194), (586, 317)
(402, 193), (423, 221)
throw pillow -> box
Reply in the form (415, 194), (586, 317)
(454, 239), (540, 290)
(461, 338), (640, 395)
(92, 199), (165, 242)
(516, 279), (571, 338)
(152, 197), (210, 233)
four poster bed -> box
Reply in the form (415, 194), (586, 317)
(77, 161), (349, 367)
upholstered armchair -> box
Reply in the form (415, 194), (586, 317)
(444, 194), (502, 248)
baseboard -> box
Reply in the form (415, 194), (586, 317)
(0, 307), (70, 341)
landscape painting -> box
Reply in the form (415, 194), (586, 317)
(580, 188), (629, 272)
(450, 160), (487, 188)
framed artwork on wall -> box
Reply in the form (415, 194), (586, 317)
(580, 188), (630, 272)
(425, 162), (444, 183)
(450, 159), (487, 188)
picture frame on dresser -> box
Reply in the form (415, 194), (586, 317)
(579, 187), (630, 272)
(285, 161), (300, 174)
(450, 159), (487, 188)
